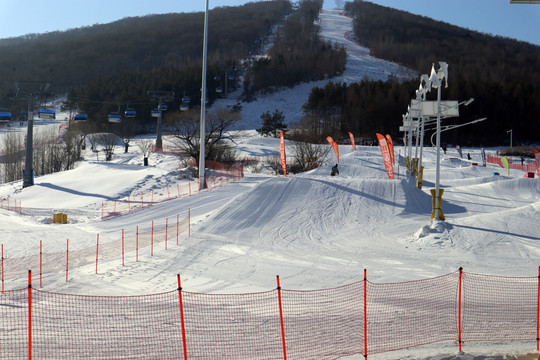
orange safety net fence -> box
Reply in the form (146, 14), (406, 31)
(0, 269), (538, 359)
(462, 272), (538, 343)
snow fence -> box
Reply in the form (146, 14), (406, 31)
(0, 268), (539, 359)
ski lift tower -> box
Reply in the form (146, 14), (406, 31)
(13, 80), (51, 188)
(147, 91), (174, 150)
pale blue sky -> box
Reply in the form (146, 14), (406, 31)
(0, 0), (538, 45)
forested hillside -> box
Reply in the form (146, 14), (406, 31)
(1, 0), (537, 146)
(1, 0), (348, 134)
(66, 0), (346, 129)
(0, 1), (292, 113)
(303, 1), (539, 146)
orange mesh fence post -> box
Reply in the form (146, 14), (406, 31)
(177, 274), (188, 360)
(537, 266), (540, 351)
(28, 270), (32, 360)
(1, 244), (4, 292)
(95, 234), (99, 274)
(276, 275), (287, 360)
(39, 240), (43, 287)
(458, 267), (463, 352)
(39, 241), (42, 288)
(122, 229), (125, 266)
(364, 269), (368, 359)
(65, 239), (69, 282)
(461, 271), (538, 346)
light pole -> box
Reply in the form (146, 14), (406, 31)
(429, 117), (486, 147)
(407, 108), (413, 169)
(415, 74), (430, 188)
(426, 98), (478, 146)
(199, 0), (210, 189)
(429, 62), (448, 221)
(23, 95), (35, 188)
(507, 129), (513, 149)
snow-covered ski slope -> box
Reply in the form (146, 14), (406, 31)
(1, 142), (538, 294)
(0, 7), (539, 359)
(218, 9), (416, 130)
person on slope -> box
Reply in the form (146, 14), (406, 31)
(331, 164), (339, 176)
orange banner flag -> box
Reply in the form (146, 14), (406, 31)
(326, 136), (340, 162)
(385, 134), (394, 164)
(348, 132), (356, 151)
(376, 133), (394, 179)
(280, 130), (287, 177)
(326, 136), (334, 146)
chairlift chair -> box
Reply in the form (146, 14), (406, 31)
(124, 109), (136, 118)
(180, 104), (189, 111)
(108, 112), (121, 123)
(0, 111), (11, 122)
(74, 112), (88, 121)
(160, 104), (168, 111)
(38, 108), (56, 120)
(151, 109), (161, 118)
(181, 96), (191, 104)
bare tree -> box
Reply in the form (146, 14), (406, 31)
(267, 156), (285, 175)
(98, 133), (119, 161)
(1, 131), (24, 183)
(138, 139), (153, 166)
(116, 118), (136, 153)
(167, 108), (241, 167)
(291, 140), (330, 172)
(62, 122), (87, 170)
(32, 128), (61, 176)
(87, 133), (99, 159)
